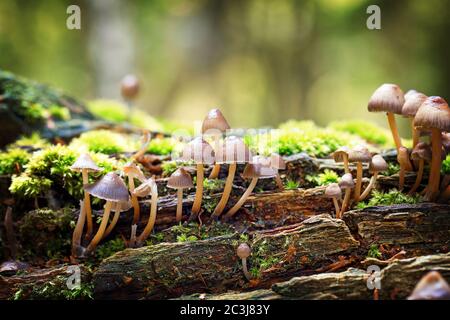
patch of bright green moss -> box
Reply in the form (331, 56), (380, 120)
(69, 130), (131, 155)
(367, 244), (382, 259)
(306, 169), (339, 187)
(8, 132), (49, 149)
(13, 277), (93, 300)
(284, 179), (299, 190)
(356, 189), (422, 209)
(442, 155), (450, 174)
(328, 120), (394, 147)
(95, 237), (126, 261)
(147, 137), (178, 155)
(0, 148), (30, 175)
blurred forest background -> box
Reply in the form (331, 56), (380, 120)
(0, 0), (449, 137)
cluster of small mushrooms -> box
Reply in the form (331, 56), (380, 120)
(70, 108), (285, 258)
(324, 84), (450, 217)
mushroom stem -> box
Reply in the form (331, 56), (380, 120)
(354, 162), (363, 200)
(332, 198), (340, 218)
(129, 224), (137, 248)
(224, 177), (258, 219)
(136, 185), (158, 245)
(340, 188), (352, 218)
(71, 200), (86, 257)
(176, 188), (184, 222)
(128, 176), (140, 224)
(425, 129), (443, 201)
(241, 257), (251, 281)
(408, 159), (424, 195)
(387, 112), (402, 151)
(343, 154), (350, 174)
(85, 201), (112, 254)
(209, 164), (221, 179)
(103, 202), (121, 239)
(275, 174), (284, 190)
(359, 172), (378, 202)
(191, 164), (204, 215)
(82, 169), (93, 240)
(212, 162), (237, 218)
(411, 118), (420, 149)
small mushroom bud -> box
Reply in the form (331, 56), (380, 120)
(121, 74), (140, 101)
(237, 243), (252, 281)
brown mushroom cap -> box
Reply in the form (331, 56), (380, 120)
(242, 156), (277, 179)
(84, 172), (130, 202)
(443, 133), (450, 154)
(71, 153), (102, 172)
(181, 137), (215, 165)
(216, 136), (252, 164)
(167, 168), (194, 189)
(411, 142), (432, 161)
(408, 271), (450, 300)
(237, 243), (251, 259)
(324, 183), (342, 199)
(402, 91), (428, 117)
(109, 200), (133, 212)
(201, 108), (231, 134)
(338, 173), (354, 189)
(133, 178), (157, 198)
(414, 96), (450, 132)
(270, 153), (286, 170)
(121, 74), (140, 100)
(333, 146), (350, 163)
(404, 89), (418, 100)
(123, 161), (146, 181)
(369, 154), (388, 173)
(348, 145), (372, 163)
(368, 83), (405, 115)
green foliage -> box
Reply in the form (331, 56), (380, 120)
(383, 162), (400, 176)
(202, 178), (225, 194)
(328, 120), (394, 147)
(306, 169), (339, 186)
(70, 130), (130, 155)
(249, 240), (280, 279)
(9, 174), (52, 197)
(48, 104), (70, 121)
(357, 189), (422, 209)
(13, 278), (93, 300)
(367, 244), (382, 259)
(161, 161), (178, 176)
(284, 179), (299, 190)
(147, 137), (177, 155)
(0, 148), (30, 175)
(442, 155), (450, 174)
(9, 132), (49, 149)
(176, 233), (198, 242)
(96, 238), (126, 261)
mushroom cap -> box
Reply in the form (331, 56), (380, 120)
(201, 108), (231, 134)
(348, 145), (372, 163)
(181, 137), (215, 165)
(368, 83), (405, 115)
(70, 153), (102, 172)
(404, 89), (418, 100)
(123, 161), (146, 182)
(338, 173), (354, 189)
(242, 156), (277, 179)
(414, 96), (450, 132)
(216, 136), (252, 164)
(443, 132), (450, 154)
(333, 146), (350, 163)
(369, 154), (388, 173)
(133, 178), (157, 198)
(84, 172), (130, 202)
(111, 200), (133, 212)
(402, 91), (428, 117)
(236, 243), (251, 259)
(121, 74), (140, 100)
(408, 271), (450, 300)
(411, 142), (432, 161)
(324, 183), (342, 199)
(167, 168), (194, 189)
(270, 153), (286, 170)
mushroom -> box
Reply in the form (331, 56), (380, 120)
(402, 91), (428, 149)
(338, 174), (354, 218)
(236, 243), (252, 281)
(181, 137), (215, 220)
(70, 153), (102, 239)
(324, 183), (342, 218)
(71, 200), (86, 258)
(133, 130), (151, 160)
(121, 74), (140, 119)
(397, 146), (411, 190)
(202, 109), (230, 179)
(167, 168), (194, 223)
(414, 96), (450, 201)
(333, 146), (351, 174)
(103, 200), (132, 239)
(211, 136), (252, 219)
(223, 157), (277, 220)
(408, 271), (450, 300)
(133, 177), (158, 247)
(270, 153), (286, 190)
(408, 142), (431, 195)
(84, 172), (130, 254)
(359, 154), (388, 201)
(368, 84), (413, 176)
(348, 145), (372, 201)
(123, 161), (146, 224)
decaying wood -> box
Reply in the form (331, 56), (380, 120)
(174, 289), (281, 300)
(93, 214), (359, 299)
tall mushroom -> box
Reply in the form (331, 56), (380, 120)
(270, 153), (286, 190)
(402, 91), (427, 149)
(223, 157), (277, 221)
(121, 74), (140, 120)
(408, 271), (450, 300)
(414, 96), (450, 201)
(408, 142), (431, 195)
(211, 136), (252, 219)
(324, 183), (342, 218)
(368, 84), (413, 178)
(202, 109), (230, 179)
(236, 243), (252, 281)
(84, 172), (130, 255)
(71, 200), (86, 258)
(333, 146), (351, 174)
(103, 200), (132, 239)
(348, 145), (372, 201)
(167, 168), (193, 223)
(359, 154), (388, 201)
(338, 173), (354, 218)
(70, 153), (102, 239)
(123, 161), (146, 224)
(181, 137), (215, 220)
(133, 177), (158, 247)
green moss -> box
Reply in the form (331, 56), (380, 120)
(248, 239), (281, 279)
(48, 104), (71, 121)
(367, 244), (382, 259)
(8, 132), (49, 149)
(161, 161), (178, 176)
(176, 234), (198, 242)
(328, 120), (395, 147)
(383, 162), (400, 176)
(442, 155), (450, 174)
(284, 179), (299, 190)
(95, 237), (126, 261)
(357, 189), (422, 209)
(202, 178), (226, 195)
(9, 174), (52, 198)
(306, 169), (339, 186)
(69, 130), (131, 155)
(0, 148), (30, 175)
(147, 137), (178, 155)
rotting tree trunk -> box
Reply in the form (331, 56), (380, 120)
(93, 214), (359, 299)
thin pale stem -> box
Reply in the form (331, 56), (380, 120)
(354, 162), (363, 201)
(340, 188), (352, 218)
(224, 178), (258, 219)
(137, 185), (158, 244)
(387, 112), (402, 151)
(176, 188), (184, 222)
(72, 200), (86, 257)
(408, 160), (424, 195)
(411, 118), (420, 149)
(212, 162), (237, 217)
(191, 164), (204, 215)
(275, 174), (284, 191)
(241, 258), (251, 281)
(343, 154), (350, 174)
(128, 176), (140, 224)
(425, 129), (442, 201)
(82, 170), (93, 240)
(209, 164), (221, 179)
(359, 172), (378, 202)
(86, 201), (112, 254)
(103, 202), (121, 239)
(332, 198), (340, 218)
